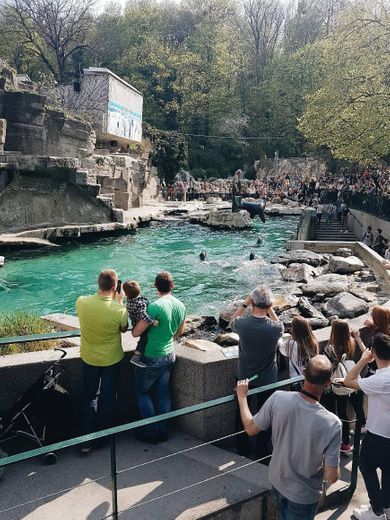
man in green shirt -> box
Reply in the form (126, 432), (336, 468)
(132, 271), (186, 443)
(77, 269), (128, 452)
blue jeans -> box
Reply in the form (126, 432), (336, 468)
(135, 352), (175, 436)
(274, 489), (318, 520)
(81, 361), (121, 435)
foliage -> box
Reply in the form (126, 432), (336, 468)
(144, 123), (188, 182)
(0, 312), (58, 355)
(299, 4), (390, 164)
(1, 0), (95, 84)
(0, 0), (388, 172)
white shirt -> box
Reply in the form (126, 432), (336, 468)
(359, 367), (390, 438)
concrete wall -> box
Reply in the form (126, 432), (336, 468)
(349, 208), (390, 241)
(296, 209), (316, 241)
(0, 174), (112, 232)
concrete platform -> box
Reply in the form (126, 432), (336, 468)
(0, 432), (271, 520)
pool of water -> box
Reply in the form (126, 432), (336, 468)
(0, 217), (299, 317)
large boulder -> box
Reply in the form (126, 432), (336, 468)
(205, 209), (253, 230)
(302, 274), (350, 295)
(273, 294), (299, 313)
(219, 300), (250, 328)
(328, 256), (365, 274)
(325, 292), (369, 319)
(281, 263), (317, 283)
(297, 297), (329, 328)
(272, 249), (324, 267)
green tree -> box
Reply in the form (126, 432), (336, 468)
(299, 3), (390, 164)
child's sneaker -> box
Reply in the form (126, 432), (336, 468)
(130, 353), (147, 368)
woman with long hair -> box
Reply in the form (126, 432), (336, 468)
(279, 316), (319, 377)
(323, 320), (366, 454)
(365, 306), (390, 336)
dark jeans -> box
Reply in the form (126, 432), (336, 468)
(81, 360), (121, 435)
(359, 431), (390, 515)
(235, 387), (273, 460)
(136, 331), (148, 354)
(135, 352), (175, 437)
(321, 391), (365, 444)
(274, 489), (318, 520)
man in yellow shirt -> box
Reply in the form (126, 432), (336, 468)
(77, 269), (128, 452)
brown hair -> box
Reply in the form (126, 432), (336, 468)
(155, 271), (174, 293)
(372, 306), (390, 335)
(329, 320), (355, 361)
(97, 269), (117, 292)
(123, 280), (141, 299)
(291, 316), (319, 365)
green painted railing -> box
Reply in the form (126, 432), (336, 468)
(0, 330), (80, 346)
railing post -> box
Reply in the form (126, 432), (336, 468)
(349, 392), (363, 495)
(110, 435), (119, 520)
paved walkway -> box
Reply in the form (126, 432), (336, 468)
(0, 429), (368, 520)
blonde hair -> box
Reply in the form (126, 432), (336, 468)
(291, 316), (319, 365)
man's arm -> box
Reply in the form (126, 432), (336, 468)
(236, 380), (262, 436)
(324, 465), (340, 485)
(131, 319), (150, 337)
(343, 349), (374, 390)
(267, 306), (279, 323)
(174, 319), (186, 340)
(230, 294), (251, 324)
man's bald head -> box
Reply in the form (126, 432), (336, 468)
(305, 355), (332, 386)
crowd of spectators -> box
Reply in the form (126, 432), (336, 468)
(161, 166), (390, 206)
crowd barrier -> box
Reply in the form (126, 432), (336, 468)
(0, 332), (362, 519)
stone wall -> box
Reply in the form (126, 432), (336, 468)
(0, 173), (112, 233)
(2, 91), (95, 159)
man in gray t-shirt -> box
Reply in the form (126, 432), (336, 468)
(231, 286), (284, 459)
(237, 355), (341, 520)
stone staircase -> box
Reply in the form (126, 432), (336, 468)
(316, 219), (357, 241)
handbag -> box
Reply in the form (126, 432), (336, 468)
(331, 354), (356, 396)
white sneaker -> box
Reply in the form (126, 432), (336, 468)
(384, 508), (390, 520)
(353, 504), (386, 520)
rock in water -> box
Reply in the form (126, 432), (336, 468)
(0, 256), (4, 267)
(205, 209), (253, 230)
(272, 249), (324, 267)
(302, 274), (350, 295)
(328, 256), (365, 274)
(214, 332), (240, 346)
(273, 294), (299, 313)
(183, 315), (218, 336)
(325, 292), (369, 319)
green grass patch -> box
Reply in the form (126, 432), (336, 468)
(0, 313), (58, 355)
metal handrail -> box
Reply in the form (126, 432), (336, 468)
(0, 330), (80, 346)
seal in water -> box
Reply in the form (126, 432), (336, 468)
(199, 250), (208, 261)
(255, 236), (263, 246)
(249, 252), (255, 261)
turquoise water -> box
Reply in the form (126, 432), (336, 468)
(0, 218), (298, 317)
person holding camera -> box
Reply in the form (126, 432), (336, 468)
(76, 269), (128, 452)
(230, 286), (284, 459)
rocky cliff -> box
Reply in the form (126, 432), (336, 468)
(0, 63), (159, 234)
